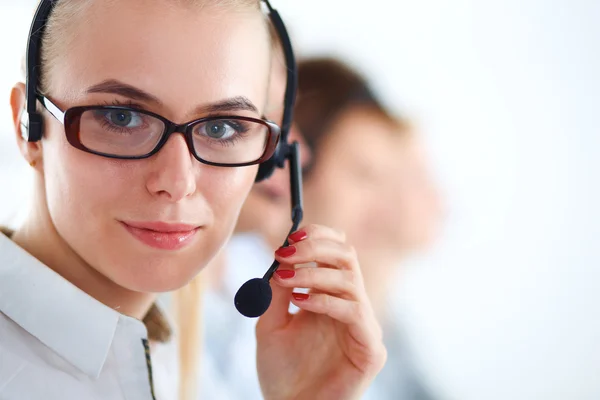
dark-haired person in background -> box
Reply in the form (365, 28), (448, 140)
(202, 57), (443, 399)
(296, 58), (443, 400)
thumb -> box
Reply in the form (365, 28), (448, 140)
(257, 265), (294, 333)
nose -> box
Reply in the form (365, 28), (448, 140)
(145, 134), (196, 202)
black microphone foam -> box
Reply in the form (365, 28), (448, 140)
(234, 277), (273, 318)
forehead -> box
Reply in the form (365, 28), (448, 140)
(327, 109), (399, 155)
(50, 1), (271, 116)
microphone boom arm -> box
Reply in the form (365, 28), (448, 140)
(262, 141), (304, 281)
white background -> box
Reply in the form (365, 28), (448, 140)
(1, 1), (599, 399)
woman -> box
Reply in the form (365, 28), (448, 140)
(0, 1), (386, 400)
(294, 58), (443, 399)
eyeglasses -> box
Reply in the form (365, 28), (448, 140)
(37, 95), (281, 167)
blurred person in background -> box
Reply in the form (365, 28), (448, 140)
(295, 57), (443, 400)
(201, 57), (442, 399)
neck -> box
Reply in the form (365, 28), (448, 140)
(12, 195), (155, 320)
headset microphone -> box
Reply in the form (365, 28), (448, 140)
(233, 1), (302, 317)
(234, 141), (303, 317)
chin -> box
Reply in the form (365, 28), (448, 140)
(106, 253), (205, 294)
(119, 270), (199, 294)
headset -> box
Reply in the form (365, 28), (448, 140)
(24, 0), (302, 318)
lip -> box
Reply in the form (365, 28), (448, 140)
(120, 221), (200, 251)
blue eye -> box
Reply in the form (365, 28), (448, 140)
(202, 120), (240, 140)
(105, 110), (143, 128)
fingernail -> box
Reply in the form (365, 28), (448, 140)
(275, 269), (296, 279)
(275, 246), (297, 258)
(292, 293), (310, 301)
(288, 230), (308, 243)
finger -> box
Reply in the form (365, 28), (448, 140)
(290, 292), (375, 332)
(273, 266), (359, 299)
(257, 266), (294, 333)
(275, 238), (361, 272)
(287, 224), (346, 245)
(292, 291), (386, 367)
(291, 293), (383, 355)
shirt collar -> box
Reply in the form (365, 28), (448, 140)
(0, 233), (148, 378)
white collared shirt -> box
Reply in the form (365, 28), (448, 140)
(0, 233), (177, 400)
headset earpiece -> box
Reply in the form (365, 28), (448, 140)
(26, 112), (44, 142)
(255, 142), (287, 182)
(18, 108), (43, 142)
(255, 156), (277, 182)
(19, 110), (29, 140)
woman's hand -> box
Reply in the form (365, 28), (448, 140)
(256, 224), (387, 400)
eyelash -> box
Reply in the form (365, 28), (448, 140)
(199, 123), (251, 148)
(100, 99), (251, 146)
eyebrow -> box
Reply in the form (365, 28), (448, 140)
(87, 79), (161, 104)
(203, 97), (259, 115)
(86, 79), (259, 115)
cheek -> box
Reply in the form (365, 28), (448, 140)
(304, 172), (356, 231)
(401, 185), (433, 220)
(203, 165), (257, 229)
(43, 127), (132, 230)
(391, 189), (436, 246)
(303, 175), (334, 221)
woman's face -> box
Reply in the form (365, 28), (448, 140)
(385, 135), (442, 253)
(302, 107), (441, 265)
(34, 1), (271, 292)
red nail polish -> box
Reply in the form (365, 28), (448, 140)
(275, 246), (297, 258)
(275, 269), (296, 279)
(288, 230), (308, 243)
(292, 293), (310, 301)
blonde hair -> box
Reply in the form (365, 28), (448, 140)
(171, 275), (206, 400)
(38, 0), (261, 94)
(35, 1), (264, 400)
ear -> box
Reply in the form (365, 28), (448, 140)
(10, 83), (43, 167)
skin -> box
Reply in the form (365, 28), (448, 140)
(8, 1), (386, 398)
(301, 107), (442, 317)
(378, 134), (442, 254)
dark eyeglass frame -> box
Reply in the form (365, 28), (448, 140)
(25, 1), (298, 168)
(37, 95), (281, 167)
